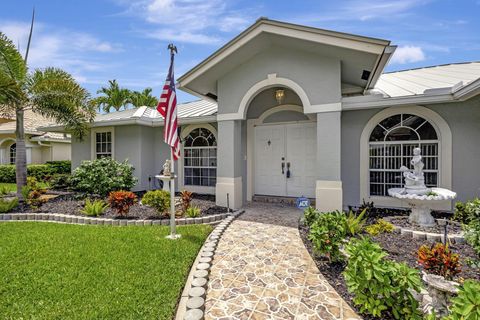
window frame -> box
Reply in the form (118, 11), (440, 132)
(9, 143), (16, 165)
(91, 127), (115, 160)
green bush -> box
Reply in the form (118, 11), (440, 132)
(343, 237), (423, 319)
(446, 280), (480, 320)
(464, 222), (480, 256)
(81, 199), (108, 217)
(454, 198), (480, 224)
(345, 209), (367, 236)
(308, 211), (347, 261)
(0, 165), (16, 183)
(141, 190), (170, 215)
(303, 206), (319, 226)
(50, 174), (71, 190)
(0, 198), (18, 213)
(70, 158), (137, 196)
(185, 206), (201, 218)
(365, 219), (395, 236)
(45, 160), (71, 174)
(27, 165), (53, 181)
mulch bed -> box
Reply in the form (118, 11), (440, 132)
(299, 217), (480, 320)
(18, 192), (226, 220)
(385, 216), (463, 234)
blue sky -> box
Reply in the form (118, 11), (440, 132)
(1, 0), (479, 103)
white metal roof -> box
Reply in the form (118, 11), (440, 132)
(374, 62), (480, 97)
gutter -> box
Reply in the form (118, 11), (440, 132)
(365, 45), (396, 93)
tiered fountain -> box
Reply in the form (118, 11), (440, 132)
(388, 147), (456, 227)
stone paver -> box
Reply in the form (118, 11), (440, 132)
(205, 203), (360, 320)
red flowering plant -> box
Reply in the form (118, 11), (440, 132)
(417, 242), (461, 280)
(108, 190), (137, 217)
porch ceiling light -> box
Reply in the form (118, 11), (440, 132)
(275, 89), (285, 105)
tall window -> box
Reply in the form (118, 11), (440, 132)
(9, 143), (16, 164)
(95, 132), (112, 159)
(184, 128), (217, 187)
(369, 114), (439, 196)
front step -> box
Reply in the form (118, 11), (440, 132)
(252, 195), (315, 207)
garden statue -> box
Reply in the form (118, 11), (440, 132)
(399, 147), (429, 195)
(163, 159), (172, 176)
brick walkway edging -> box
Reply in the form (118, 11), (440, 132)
(0, 212), (231, 226)
(175, 210), (245, 320)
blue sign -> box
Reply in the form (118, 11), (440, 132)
(296, 197), (310, 210)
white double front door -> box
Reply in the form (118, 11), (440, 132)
(254, 122), (316, 198)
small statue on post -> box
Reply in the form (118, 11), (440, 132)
(163, 159), (172, 177)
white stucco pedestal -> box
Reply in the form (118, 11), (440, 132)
(315, 180), (343, 212)
(155, 175), (173, 192)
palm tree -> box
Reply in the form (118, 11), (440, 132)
(128, 88), (158, 108)
(0, 32), (95, 200)
(94, 80), (131, 113)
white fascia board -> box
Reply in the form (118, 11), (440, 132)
(453, 78), (480, 101)
(365, 45), (397, 91)
(342, 93), (455, 110)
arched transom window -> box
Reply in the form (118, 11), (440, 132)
(184, 128), (217, 187)
(9, 143), (16, 165)
(369, 114), (439, 196)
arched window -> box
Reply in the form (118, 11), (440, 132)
(369, 114), (439, 196)
(183, 128), (217, 187)
(9, 143), (16, 165)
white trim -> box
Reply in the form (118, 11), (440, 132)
(359, 105), (452, 208)
(178, 123), (218, 194)
(246, 104), (316, 201)
(90, 127), (115, 160)
(305, 102), (342, 113)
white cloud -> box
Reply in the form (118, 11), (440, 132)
(390, 46), (426, 64)
(118, 0), (252, 44)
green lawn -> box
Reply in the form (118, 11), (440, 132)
(0, 182), (49, 193)
(0, 222), (212, 319)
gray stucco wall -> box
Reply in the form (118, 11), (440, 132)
(217, 45), (341, 115)
(342, 96), (480, 207)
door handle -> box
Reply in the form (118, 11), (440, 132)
(281, 162), (285, 174)
(286, 162), (291, 178)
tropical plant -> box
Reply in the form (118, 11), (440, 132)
(127, 88), (158, 108)
(454, 198), (480, 224)
(0, 31), (95, 200)
(0, 197), (18, 213)
(180, 190), (193, 213)
(464, 222), (480, 256)
(365, 219), (395, 236)
(70, 157), (137, 196)
(344, 237), (423, 319)
(108, 190), (137, 216)
(417, 243), (461, 280)
(27, 189), (46, 208)
(0, 185), (10, 195)
(345, 209), (367, 236)
(94, 80), (131, 113)
(303, 206), (319, 227)
(49, 173), (71, 190)
(185, 206), (201, 218)
(308, 211), (347, 261)
(141, 190), (170, 216)
(446, 280), (480, 320)
(81, 199), (108, 217)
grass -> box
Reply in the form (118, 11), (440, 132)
(0, 182), (50, 193)
(0, 222), (212, 319)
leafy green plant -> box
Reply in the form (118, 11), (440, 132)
(426, 191), (438, 197)
(343, 237), (423, 319)
(454, 198), (480, 224)
(308, 211), (346, 261)
(464, 222), (480, 256)
(141, 190), (170, 216)
(50, 173), (71, 190)
(0, 162), (71, 184)
(70, 158), (137, 196)
(21, 185), (31, 202)
(345, 209), (367, 236)
(185, 206), (201, 218)
(0, 198), (18, 213)
(81, 199), (108, 217)
(108, 191), (137, 216)
(417, 243), (461, 280)
(365, 219), (394, 236)
(446, 280), (480, 320)
(303, 206), (319, 227)
(0, 185), (10, 195)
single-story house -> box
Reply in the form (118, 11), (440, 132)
(46, 18), (480, 212)
(0, 108), (71, 165)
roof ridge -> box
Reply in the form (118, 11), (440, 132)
(383, 61), (480, 75)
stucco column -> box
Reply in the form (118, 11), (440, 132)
(216, 119), (243, 209)
(316, 111), (343, 212)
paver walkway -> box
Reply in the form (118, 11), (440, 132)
(205, 203), (360, 320)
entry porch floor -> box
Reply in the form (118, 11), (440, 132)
(205, 203), (359, 320)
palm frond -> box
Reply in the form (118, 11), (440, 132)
(0, 32), (28, 107)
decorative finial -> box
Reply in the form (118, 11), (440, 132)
(167, 43), (177, 55)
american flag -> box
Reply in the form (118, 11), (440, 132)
(157, 49), (180, 160)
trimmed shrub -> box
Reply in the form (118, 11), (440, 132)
(141, 190), (170, 216)
(0, 198), (18, 213)
(308, 211), (347, 261)
(50, 173), (71, 190)
(303, 206), (319, 227)
(70, 158), (137, 196)
(464, 222), (480, 256)
(27, 165), (53, 181)
(365, 219), (394, 236)
(447, 280), (480, 320)
(0, 161), (71, 183)
(343, 237), (423, 319)
(81, 199), (108, 217)
(417, 243), (461, 280)
(108, 190), (137, 216)
(0, 165), (16, 183)
(45, 160), (71, 174)
(185, 206), (200, 218)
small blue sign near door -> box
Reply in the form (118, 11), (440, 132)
(296, 197), (310, 210)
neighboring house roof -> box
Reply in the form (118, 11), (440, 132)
(0, 109), (70, 142)
(374, 62), (480, 97)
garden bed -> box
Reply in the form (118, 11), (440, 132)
(385, 215), (463, 234)
(17, 192), (226, 220)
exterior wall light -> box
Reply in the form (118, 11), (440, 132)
(275, 89), (285, 105)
